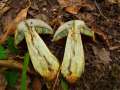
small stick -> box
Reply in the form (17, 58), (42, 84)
(94, 0), (108, 20)
(0, 59), (35, 75)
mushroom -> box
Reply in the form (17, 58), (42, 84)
(53, 20), (94, 83)
(15, 19), (59, 80)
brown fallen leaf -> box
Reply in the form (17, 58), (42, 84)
(57, 0), (81, 7)
(0, 6), (10, 17)
(65, 5), (80, 14)
(0, 0), (8, 10)
(91, 25), (110, 47)
(0, 8), (28, 44)
(92, 46), (112, 64)
(0, 0), (31, 44)
(109, 44), (120, 50)
(57, 0), (81, 14)
(57, 0), (96, 14)
(0, 0), (10, 17)
(107, 0), (120, 4)
(1, 11), (14, 32)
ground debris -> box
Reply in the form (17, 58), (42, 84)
(92, 46), (112, 64)
(91, 25), (110, 47)
(57, 0), (96, 14)
(15, 73), (31, 90)
(0, 0), (10, 17)
(107, 0), (120, 4)
(0, 7), (29, 44)
(0, 74), (7, 90)
(0, 0), (120, 90)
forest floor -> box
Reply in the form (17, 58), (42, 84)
(0, 0), (120, 90)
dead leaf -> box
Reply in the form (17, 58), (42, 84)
(0, 2), (30, 44)
(0, 0), (10, 17)
(65, 5), (80, 14)
(92, 46), (112, 64)
(57, 0), (81, 7)
(0, 0), (8, 10)
(2, 14), (13, 32)
(107, 0), (120, 4)
(57, 0), (96, 14)
(91, 25), (110, 47)
(109, 44), (120, 50)
(58, 0), (80, 14)
(0, 6), (10, 17)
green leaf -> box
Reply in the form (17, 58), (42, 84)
(21, 52), (30, 90)
(61, 78), (69, 90)
(5, 69), (18, 87)
(0, 45), (8, 59)
(7, 37), (18, 54)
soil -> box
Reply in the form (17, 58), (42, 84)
(0, 0), (120, 90)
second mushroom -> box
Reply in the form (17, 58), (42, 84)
(15, 19), (60, 80)
(53, 20), (94, 83)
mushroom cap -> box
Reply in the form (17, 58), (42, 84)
(15, 19), (53, 45)
(53, 20), (94, 41)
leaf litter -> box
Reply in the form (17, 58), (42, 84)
(0, 0), (120, 90)
(0, 0), (31, 44)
